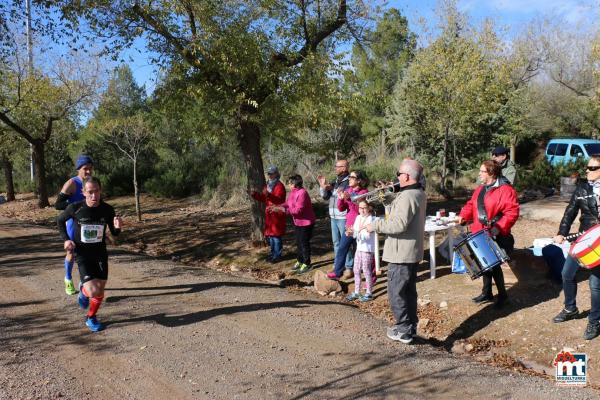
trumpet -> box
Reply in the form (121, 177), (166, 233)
(351, 182), (400, 204)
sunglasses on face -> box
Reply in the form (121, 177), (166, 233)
(396, 171), (408, 177)
(349, 175), (358, 179)
(587, 166), (600, 171)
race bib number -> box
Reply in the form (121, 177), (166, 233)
(80, 224), (104, 243)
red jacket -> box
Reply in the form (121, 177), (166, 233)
(459, 181), (519, 236)
(252, 181), (286, 237)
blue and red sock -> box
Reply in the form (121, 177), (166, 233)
(87, 296), (104, 318)
(64, 258), (73, 281)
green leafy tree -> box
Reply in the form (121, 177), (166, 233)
(0, 50), (99, 207)
(347, 8), (415, 159)
(55, 0), (368, 242)
(386, 4), (514, 193)
(84, 65), (150, 221)
(0, 126), (21, 201)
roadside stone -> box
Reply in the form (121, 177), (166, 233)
(418, 298), (431, 306)
(451, 342), (466, 354)
(418, 318), (430, 329)
(230, 265), (241, 272)
(464, 344), (474, 352)
(313, 270), (342, 295)
(439, 301), (448, 309)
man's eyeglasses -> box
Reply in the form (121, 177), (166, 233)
(349, 175), (358, 179)
(396, 171), (408, 177)
(587, 166), (600, 171)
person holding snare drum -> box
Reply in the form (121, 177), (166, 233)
(456, 160), (519, 309)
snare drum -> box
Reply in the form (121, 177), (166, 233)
(453, 230), (509, 279)
(569, 225), (600, 269)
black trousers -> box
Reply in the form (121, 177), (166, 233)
(481, 234), (514, 297)
(388, 263), (418, 334)
(294, 224), (313, 265)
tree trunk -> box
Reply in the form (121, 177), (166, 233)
(378, 129), (386, 161)
(32, 140), (49, 207)
(237, 113), (266, 245)
(452, 133), (457, 188)
(133, 158), (142, 222)
(440, 125), (449, 191)
(510, 137), (517, 163)
(1, 156), (15, 201)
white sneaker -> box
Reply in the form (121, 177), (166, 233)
(386, 327), (413, 344)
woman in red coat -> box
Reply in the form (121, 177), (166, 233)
(457, 160), (519, 308)
(251, 165), (287, 263)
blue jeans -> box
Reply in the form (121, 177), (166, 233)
(590, 269), (600, 323)
(562, 255), (580, 311)
(267, 236), (282, 260)
(330, 218), (353, 269)
(333, 233), (356, 277)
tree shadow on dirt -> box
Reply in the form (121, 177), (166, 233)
(0, 302), (118, 357)
(0, 233), (61, 257)
(278, 351), (458, 399)
(109, 299), (352, 328)
(116, 203), (337, 268)
(0, 300), (46, 308)
(105, 281), (277, 303)
(433, 248), (591, 350)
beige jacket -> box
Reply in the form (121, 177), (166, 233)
(374, 185), (426, 264)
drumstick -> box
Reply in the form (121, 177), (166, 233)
(564, 232), (585, 242)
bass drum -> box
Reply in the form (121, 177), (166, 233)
(570, 224), (600, 269)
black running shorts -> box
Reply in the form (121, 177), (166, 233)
(76, 250), (109, 283)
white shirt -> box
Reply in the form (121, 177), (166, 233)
(353, 214), (377, 253)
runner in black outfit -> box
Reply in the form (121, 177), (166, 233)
(57, 177), (122, 332)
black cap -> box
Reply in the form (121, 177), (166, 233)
(492, 146), (509, 156)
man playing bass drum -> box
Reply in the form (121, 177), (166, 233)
(457, 160), (519, 308)
(552, 155), (600, 341)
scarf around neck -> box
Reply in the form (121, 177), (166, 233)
(267, 178), (279, 193)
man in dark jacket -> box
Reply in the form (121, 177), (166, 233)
(318, 160), (354, 278)
(491, 146), (517, 186)
(552, 155), (600, 341)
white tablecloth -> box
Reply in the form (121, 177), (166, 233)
(424, 218), (460, 279)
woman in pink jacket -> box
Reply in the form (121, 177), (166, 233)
(327, 170), (369, 280)
(275, 175), (316, 275)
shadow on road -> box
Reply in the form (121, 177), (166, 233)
(271, 350), (459, 399)
(109, 299), (352, 328)
(105, 281), (278, 303)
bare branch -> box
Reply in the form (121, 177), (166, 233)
(271, 0), (347, 68)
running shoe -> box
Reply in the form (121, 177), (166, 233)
(346, 292), (360, 301)
(297, 263), (313, 274)
(78, 290), (89, 310)
(359, 293), (373, 302)
(85, 316), (104, 332)
(64, 279), (77, 296)
(291, 261), (301, 272)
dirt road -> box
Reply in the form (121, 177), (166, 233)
(0, 217), (597, 399)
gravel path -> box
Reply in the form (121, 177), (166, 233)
(0, 217), (598, 399)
